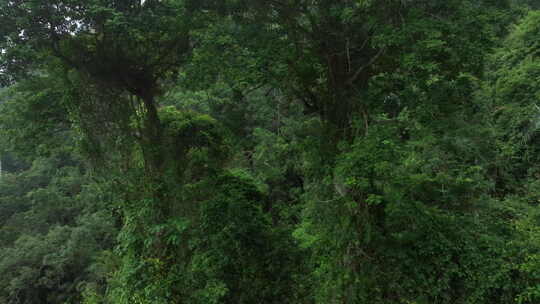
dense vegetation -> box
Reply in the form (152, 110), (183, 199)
(1, 0), (540, 303)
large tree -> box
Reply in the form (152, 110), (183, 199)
(4, 0), (536, 303)
(190, 0), (508, 143)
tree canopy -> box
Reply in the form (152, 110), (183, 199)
(2, 0), (540, 303)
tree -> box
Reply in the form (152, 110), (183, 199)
(3, 0), (538, 303)
(0, 1), (211, 302)
(0, 80), (118, 304)
(193, 0), (507, 144)
(480, 10), (540, 303)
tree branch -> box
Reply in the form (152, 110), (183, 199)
(346, 47), (385, 86)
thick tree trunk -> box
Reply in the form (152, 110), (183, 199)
(138, 92), (172, 221)
(140, 92), (164, 174)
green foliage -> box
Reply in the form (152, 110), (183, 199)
(189, 172), (299, 303)
(0, 77), (74, 160)
(483, 11), (540, 186)
(3, 1), (540, 303)
(0, 156), (118, 303)
(160, 106), (230, 176)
